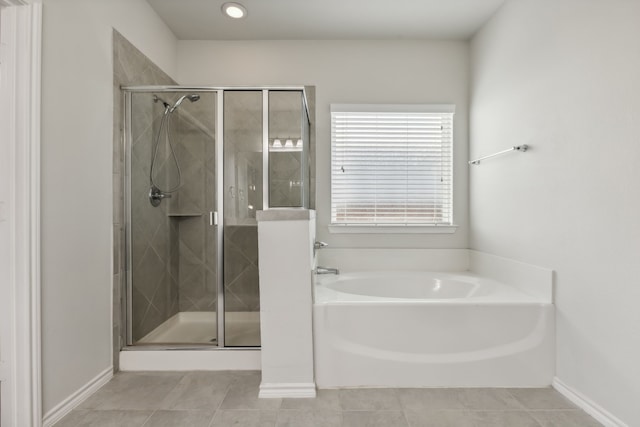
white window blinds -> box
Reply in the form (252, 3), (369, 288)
(331, 104), (454, 226)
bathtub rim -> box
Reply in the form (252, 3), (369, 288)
(314, 270), (551, 305)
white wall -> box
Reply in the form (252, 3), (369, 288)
(0, 7), (12, 424)
(471, 1), (640, 425)
(40, 0), (176, 414)
(178, 40), (469, 249)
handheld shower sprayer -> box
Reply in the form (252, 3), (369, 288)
(153, 93), (200, 112)
(169, 94), (200, 112)
(149, 93), (201, 207)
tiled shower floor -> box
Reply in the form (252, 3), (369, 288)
(55, 371), (603, 426)
(137, 311), (260, 346)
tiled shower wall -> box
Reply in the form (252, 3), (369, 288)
(270, 152), (303, 207)
(113, 30), (176, 368)
(224, 226), (260, 311)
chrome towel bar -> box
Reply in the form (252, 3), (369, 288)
(469, 145), (528, 165)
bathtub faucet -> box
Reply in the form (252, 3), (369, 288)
(315, 266), (340, 275)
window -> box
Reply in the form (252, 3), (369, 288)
(330, 104), (455, 231)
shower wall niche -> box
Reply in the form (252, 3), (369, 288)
(123, 87), (312, 349)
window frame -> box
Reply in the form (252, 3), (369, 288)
(329, 104), (457, 234)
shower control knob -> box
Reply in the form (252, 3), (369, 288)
(149, 186), (171, 207)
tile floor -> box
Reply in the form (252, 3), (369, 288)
(56, 371), (602, 427)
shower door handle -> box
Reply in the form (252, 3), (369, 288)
(209, 211), (218, 226)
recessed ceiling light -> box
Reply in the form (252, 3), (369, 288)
(222, 2), (247, 19)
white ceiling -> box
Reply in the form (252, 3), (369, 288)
(146, 0), (506, 40)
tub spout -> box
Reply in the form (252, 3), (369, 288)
(315, 266), (339, 275)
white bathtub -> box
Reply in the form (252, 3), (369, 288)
(313, 271), (554, 388)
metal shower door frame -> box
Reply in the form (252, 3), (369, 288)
(122, 86), (310, 350)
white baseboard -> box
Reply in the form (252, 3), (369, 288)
(259, 382), (316, 398)
(42, 367), (113, 427)
(552, 377), (628, 427)
(119, 349), (261, 371)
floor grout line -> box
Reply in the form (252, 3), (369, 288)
(139, 409), (156, 427)
(401, 407), (412, 427)
(207, 373), (240, 427)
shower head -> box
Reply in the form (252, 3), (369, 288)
(169, 94), (200, 113)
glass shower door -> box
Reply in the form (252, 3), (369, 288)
(222, 91), (263, 347)
(126, 90), (218, 345)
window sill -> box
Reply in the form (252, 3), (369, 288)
(328, 224), (458, 234)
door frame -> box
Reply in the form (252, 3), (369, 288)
(0, 1), (42, 426)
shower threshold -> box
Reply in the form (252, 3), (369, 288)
(136, 311), (260, 347)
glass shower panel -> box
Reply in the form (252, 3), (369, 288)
(127, 91), (218, 345)
(268, 91), (306, 207)
(223, 91), (262, 347)
(301, 103), (310, 208)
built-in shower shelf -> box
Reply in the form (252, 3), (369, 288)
(167, 213), (203, 218)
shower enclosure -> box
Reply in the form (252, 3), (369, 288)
(122, 86), (311, 348)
